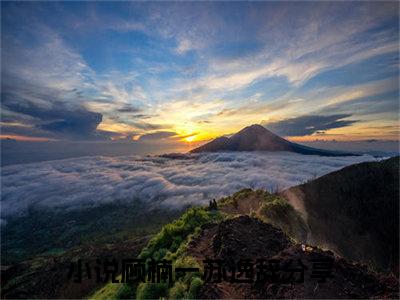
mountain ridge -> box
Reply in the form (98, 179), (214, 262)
(190, 124), (358, 156)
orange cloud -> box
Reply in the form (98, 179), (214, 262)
(0, 135), (56, 142)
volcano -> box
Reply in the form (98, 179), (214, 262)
(190, 124), (357, 156)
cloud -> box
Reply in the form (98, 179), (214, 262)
(138, 131), (178, 141)
(146, 2), (224, 54)
(1, 85), (106, 139)
(179, 3), (398, 95)
(40, 110), (103, 137)
(1, 152), (376, 220)
(323, 78), (398, 107)
(0, 22), (107, 140)
(265, 114), (358, 137)
(117, 105), (142, 113)
(2, 23), (94, 93)
(132, 122), (167, 131)
(175, 39), (193, 54)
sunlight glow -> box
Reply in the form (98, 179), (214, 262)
(185, 135), (196, 142)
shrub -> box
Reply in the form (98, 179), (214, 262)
(134, 207), (221, 299)
(136, 282), (168, 300)
(258, 196), (308, 242)
(114, 283), (136, 299)
(174, 256), (201, 284)
(168, 281), (187, 299)
(187, 277), (204, 299)
(140, 207), (222, 261)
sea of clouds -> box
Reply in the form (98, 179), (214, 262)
(1, 152), (377, 222)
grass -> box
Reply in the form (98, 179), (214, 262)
(218, 188), (308, 243)
(218, 188), (263, 207)
(136, 207), (223, 299)
(88, 274), (140, 300)
(257, 195), (309, 242)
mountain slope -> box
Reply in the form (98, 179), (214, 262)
(89, 157), (399, 299)
(190, 124), (357, 156)
(92, 203), (398, 299)
(280, 156), (399, 274)
(188, 216), (398, 299)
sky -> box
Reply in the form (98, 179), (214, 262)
(1, 2), (399, 153)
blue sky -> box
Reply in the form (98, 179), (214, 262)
(1, 1), (399, 146)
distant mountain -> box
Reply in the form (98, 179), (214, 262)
(190, 124), (358, 156)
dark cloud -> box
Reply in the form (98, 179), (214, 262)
(132, 114), (153, 119)
(138, 131), (177, 141)
(1, 123), (53, 139)
(0, 77), (111, 140)
(196, 120), (211, 124)
(40, 110), (102, 137)
(2, 92), (104, 139)
(265, 114), (358, 136)
(319, 93), (399, 117)
(116, 105), (142, 113)
(217, 108), (234, 116)
(132, 122), (167, 131)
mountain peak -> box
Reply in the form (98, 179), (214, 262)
(244, 124), (266, 130)
(237, 124), (269, 134)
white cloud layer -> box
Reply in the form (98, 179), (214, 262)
(1, 152), (376, 221)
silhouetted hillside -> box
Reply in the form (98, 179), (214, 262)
(281, 156), (399, 274)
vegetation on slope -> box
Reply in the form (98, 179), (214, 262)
(257, 195), (308, 242)
(91, 207), (224, 300)
(218, 188), (308, 242)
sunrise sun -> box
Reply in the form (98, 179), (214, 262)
(185, 135), (196, 142)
